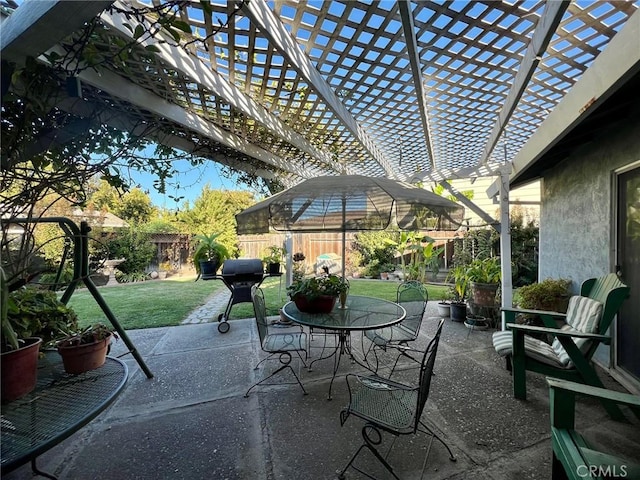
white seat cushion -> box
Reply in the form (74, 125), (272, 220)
(492, 295), (603, 369)
(492, 330), (568, 368)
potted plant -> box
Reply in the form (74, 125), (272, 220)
(466, 257), (501, 307)
(465, 313), (489, 330)
(57, 323), (118, 375)
(446, 265), (469, 322)
(379, 263), (395, 280)
(192, 233), (230, 277)
(292, 252), (307, 282)
(513, 278), (572, 331)
(437, 288), (455, 317)
(1, 272), (79, 401)
(286, 274), (349, 313)
(263, 245), (286, 275)
(514, 278), (571, 312)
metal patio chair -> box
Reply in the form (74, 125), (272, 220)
(338, 318), (455, 480)
(244, 286), (308, 397)
(363, 281), (427, 375)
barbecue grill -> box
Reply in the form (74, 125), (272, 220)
(204, 258), (272, 333)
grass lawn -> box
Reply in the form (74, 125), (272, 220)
(67, 276), (223, 330)
(227, 278), (450, 320)
(66, 277), (449, 330)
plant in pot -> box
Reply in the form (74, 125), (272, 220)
(56, 323), (119, 375)
(1, 273), (79, 402)
(263, 245), (286, 275)
(192, 233), (230, 278)
(379, 263), (395, 280)
(437, 288), (455, 317)
(446, 265), (469, 322)
(466, 257), (501, 308)
(286, 274), (349, 313)
(292, 252), (307, 282)
(513, 278), (571, 332)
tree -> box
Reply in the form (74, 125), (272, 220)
(112, 189), (155, 224)
(178, 186), (254, 256)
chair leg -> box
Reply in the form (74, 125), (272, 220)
(244, 352), (307, 397)
(338, 424), (401, 480)
(418, 420), (456, 462)
(388, 347), (420, 377)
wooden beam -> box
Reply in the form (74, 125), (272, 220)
(58, 97), (278, 180)
(488, 7), (640, 193)
(239, 0), (397, 178)
(478, 1), (569, 165)
(100, 4), (339, 176)
(397, 0), (436, 171)
(1, 0), (113, 62)
(67, 65), (311, 178)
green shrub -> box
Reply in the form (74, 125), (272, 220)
(514, 278), (571, 312)
(104, 229), (156, 274)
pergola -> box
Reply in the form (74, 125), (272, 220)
(3, 0), (639, 183)
(2, 0), (639, 307)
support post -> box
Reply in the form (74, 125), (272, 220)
(499, 170), (513, 329)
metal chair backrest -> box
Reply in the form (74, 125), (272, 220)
(397, 281), (428, 337)
(252, 286), (268, 347)
(414, 318), (445, 432)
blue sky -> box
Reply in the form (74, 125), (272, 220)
(126, 159), (254, 209)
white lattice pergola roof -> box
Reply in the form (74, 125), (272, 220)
(2, 0), (639, 190)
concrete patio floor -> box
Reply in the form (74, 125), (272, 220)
(5, 302), (639, 480)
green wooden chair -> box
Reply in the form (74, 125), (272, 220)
(493, 274), (630, 420)
(547, 378), (640, 480)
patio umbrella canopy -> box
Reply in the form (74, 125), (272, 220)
(237, 176), (464, 235)
(236, 175), (464, 277)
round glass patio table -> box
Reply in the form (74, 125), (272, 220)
(281, 295), (406, 399)
(1, 351), (128, 479)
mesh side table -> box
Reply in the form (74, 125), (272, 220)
(1, 351), (128, 479)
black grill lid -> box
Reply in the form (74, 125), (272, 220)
(221, 259), (264, 276)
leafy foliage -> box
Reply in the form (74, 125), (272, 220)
(4, 287), (79, 350)
(104, 228), (156, 275)
(57, 323), (116, 347)
(192, 232), (229, 273)
(351, 230), (399, 277)
(514, 278), (571, 311)
(286, 274), (349, 300)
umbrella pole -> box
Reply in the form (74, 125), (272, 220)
(341, 228), (346, 279)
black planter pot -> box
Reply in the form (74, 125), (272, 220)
(199, 260), (220, 278)
(267, 262), (280, 275)
(450, 302), (467, 322)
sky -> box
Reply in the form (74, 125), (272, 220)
(125, 159), (257, 209)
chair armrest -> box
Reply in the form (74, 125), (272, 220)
(507, 323), (610, 342)
(502, 306), (567, 318)
(547, 378), (640, 408)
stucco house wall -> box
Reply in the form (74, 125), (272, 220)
(538, 108), (639, 369)
(539, 116), (640, 292)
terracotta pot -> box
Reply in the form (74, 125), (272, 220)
(470, 282), (499, 307)
(57, 335), (112, 375)
(293, 294), (337, 314)
(1, 337), (42, 403)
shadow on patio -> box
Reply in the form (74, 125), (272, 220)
(5, 303), (639, 480)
